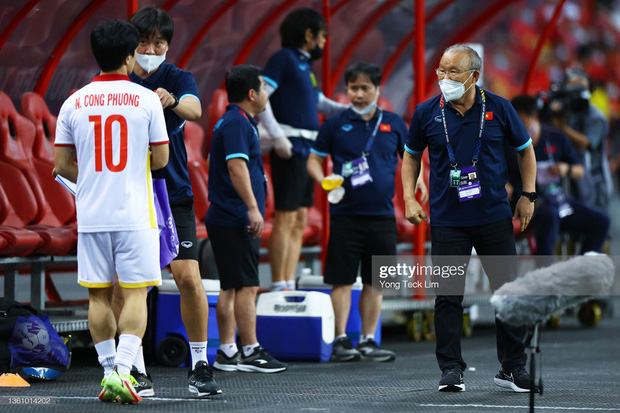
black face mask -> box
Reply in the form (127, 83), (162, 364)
(309, 45), (324, 61)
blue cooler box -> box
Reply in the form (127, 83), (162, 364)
(155, 279), (220, 366)
(297, 274), (381, 346)
(256, 291), (334, 362)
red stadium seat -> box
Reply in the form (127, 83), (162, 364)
(205, 89), (228, 157)
(0, 168), (44, 256)
(0, 92), (76, 255)
(20, 92), (76, 224)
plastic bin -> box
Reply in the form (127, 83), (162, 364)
(256, 291), (334, 362)
(154, 279), (220, 367)
(297, 274), (381, 346)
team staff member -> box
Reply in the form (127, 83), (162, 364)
(402, 44), (537, 393)
(54, 20), (169, 403)
(308, 62), (412, 362)
(207, 65), (287, 374)
(257, 8), (348, 292)
(123, 7), (220, 397)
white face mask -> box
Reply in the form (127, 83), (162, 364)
(350, 88), (380, 117)
(438, 71), (474, 102)
(136, 52), (166, 73)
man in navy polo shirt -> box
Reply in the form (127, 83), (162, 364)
(207, 65), (287, 374)
(307, 62), (407, 363)
(125, 7), (219, 397)
(402, 45), (537, 393)
(257, 8), (348, 292)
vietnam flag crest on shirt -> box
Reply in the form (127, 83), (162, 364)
(379, 123), (391, 132)
(485, 112), (494, 120)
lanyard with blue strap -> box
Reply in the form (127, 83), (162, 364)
(441, 89), (486, 189)
(337, 109), (384, 188)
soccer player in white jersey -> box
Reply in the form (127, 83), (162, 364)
(53, 20), (169, 404)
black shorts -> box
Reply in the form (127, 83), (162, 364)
(205, 222), (260, 291)
(170, 196), (199, 261)
(324, 215), (397, 286)
(270, 151), (314, 210)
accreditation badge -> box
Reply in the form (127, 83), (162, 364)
(342, 156), (373, 188)
(456, 166), (482, 202)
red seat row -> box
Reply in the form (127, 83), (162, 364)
(0, 91), (77, 257)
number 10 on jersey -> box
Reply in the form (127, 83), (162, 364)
(89, 115), (128, 172)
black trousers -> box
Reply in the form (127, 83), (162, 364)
(430, 218), (527, 372)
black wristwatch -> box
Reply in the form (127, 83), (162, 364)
(170, 93), (180, 109)
(521, 191), (538, 202)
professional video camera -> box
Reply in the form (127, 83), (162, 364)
(538, 83), (591, 122)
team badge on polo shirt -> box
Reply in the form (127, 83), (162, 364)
(298, 63), (308, 71)
(485, 111), (494, 120)
(341, 124), (353, 132)
(379, 123), (391, 132)
(434, 115), (442, 123)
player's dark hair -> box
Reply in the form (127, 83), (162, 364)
(225, 65), (263, 103)
(511, 95), (538, 117)
(280, 8), (327, 48)
(129, 6), (174, 45)
(344, 62), (382, 87)
(90, 20), (139, 72)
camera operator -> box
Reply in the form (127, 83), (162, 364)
(545, 69), (612, 211)
(507, 95), (610, 256)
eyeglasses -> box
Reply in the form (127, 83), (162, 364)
(435, 68), (474, 78)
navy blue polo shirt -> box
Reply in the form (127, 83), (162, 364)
(506, 124), (581, 194)
(312, 108), (407, 216)
(405, 87), (531, 227)
(129, 62), (200, 201)
(206, 105), (266, 227)
(263, 48), (320, 156)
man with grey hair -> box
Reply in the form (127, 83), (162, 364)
(402, 44), (537, 392)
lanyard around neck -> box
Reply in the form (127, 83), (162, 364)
(440, 88), (486, 169)
(237, 109), (259, 139)
(362, 109), (384, 156)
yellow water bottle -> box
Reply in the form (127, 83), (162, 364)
(321, 174), (344, 191)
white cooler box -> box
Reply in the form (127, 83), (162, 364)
(297, 274), (381, 346)
(256, 291), (334, 362)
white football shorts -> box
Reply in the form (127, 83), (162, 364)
(77, 228), (161, 288)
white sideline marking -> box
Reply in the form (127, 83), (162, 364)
(420, 404), (620, 411)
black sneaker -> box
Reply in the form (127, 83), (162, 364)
(237, 346), (287, 373)
(356, 339), (395, 362)
(438, 367), (465, 392)
(213, 350), (240, 372)
(130, 366), (154, 397)
(331, 337), (362, 362)
(494, 365), (534, 393)
(188, 361), (222, 396)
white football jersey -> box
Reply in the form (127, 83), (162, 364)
(55, 74), (169, 232)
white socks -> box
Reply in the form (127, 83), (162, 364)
(95, 339), (116, 379)
(360, 334), (375, 344)
(132, 345), (146, 375)
(115, 334), (141, 376)
(242, 343), (260, 357)
(189, 341), (208, 369)
(220, 343), (239, 358)
(271, 280), (296, 291)
(271, 281), (287, 291)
